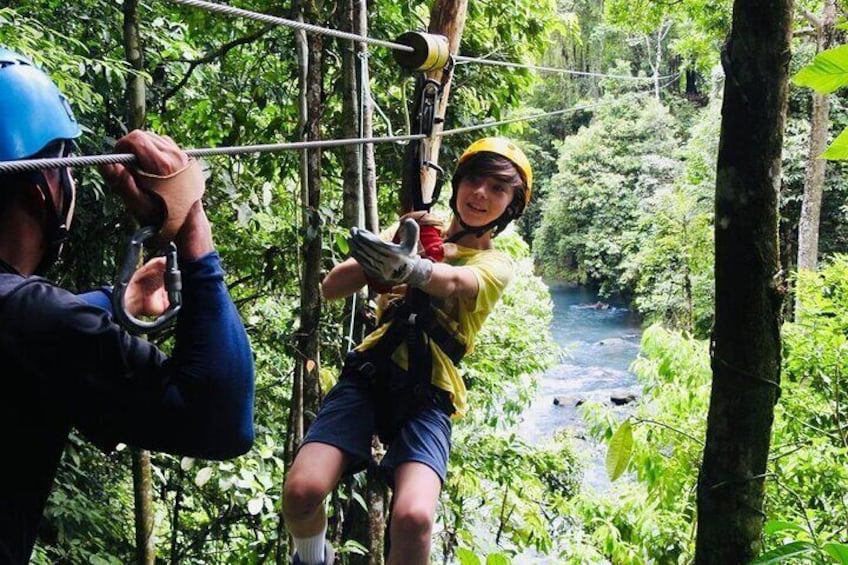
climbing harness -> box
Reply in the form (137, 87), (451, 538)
(359, 38), (463, 444)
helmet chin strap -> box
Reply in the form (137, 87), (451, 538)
(33, 142), (73, 275)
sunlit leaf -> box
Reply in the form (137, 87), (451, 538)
(606, 419), (634, 481)
(792, 45), (848, 94)
(195, 467), (213, 488)
(763, 520), (804, 535)
(456, 548), (482, 565)
(247, 498), (263, 515)
(486, 553), (512, 565)
(820, 127), (848, 160)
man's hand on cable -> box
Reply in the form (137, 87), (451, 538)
(349, 218), (434, 288)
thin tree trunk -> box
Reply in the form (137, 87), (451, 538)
(340, 0), (363, 230)
(694, 0), (792, 560)
(131, 451), (155, 564)
(352, 5), (385, 562)
(124, 0), (145, 131)
(278, 9), (311, 563)
(299, 0), (324, 423)
(356, 0), (378, 233)
(123, 2), (155, 562)
(797, 0), (836, 276)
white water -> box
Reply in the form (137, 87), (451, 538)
(517, 284), (643, 491)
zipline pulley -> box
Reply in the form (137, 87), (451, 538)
(392, 32), (451, 72)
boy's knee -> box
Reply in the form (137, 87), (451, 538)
(391, 505), (434, 539)
(282, 475), (326, 520)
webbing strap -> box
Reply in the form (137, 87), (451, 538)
(376, 300), (466, 366)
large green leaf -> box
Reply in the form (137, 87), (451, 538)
(750, 541), (816, 564)
(763, 520), (805, 535)
(821, 127), (848, 160)
(605, 419), (634, 481)
(793, 45), (848, 94)
(825, 543), (848, 564)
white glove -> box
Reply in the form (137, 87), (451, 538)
(349, 218), (434, 287)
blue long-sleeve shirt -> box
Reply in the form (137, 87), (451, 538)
(0, 252), (255, 563)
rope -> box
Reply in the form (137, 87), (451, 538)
(454, 54), (678, 81)
(164, 0), (413, 52)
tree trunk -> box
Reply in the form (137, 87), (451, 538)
(401, 0), (468, 213)
(797, 0), (836, 276)
(279, 8), (312, 563)
(694, 0), (792, 561)
(123, 2), (155, 562)
(356, 0), (378, 233)
(353, 5), (386, 563)
(340, 0), (363, 230)
(299, 0), (324, 424)
(124, 0), (145, 131)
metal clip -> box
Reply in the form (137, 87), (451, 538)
(111, 226), (183, 335)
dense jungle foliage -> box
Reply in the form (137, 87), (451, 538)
(3, 0), (848, 561)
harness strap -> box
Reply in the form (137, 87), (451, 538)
(379, 299), (466, 366)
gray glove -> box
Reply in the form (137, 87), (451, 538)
(349, 218), (434, 287)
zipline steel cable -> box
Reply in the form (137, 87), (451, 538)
(0, 106), (598, 174)
(164, 0), (668, 82)
(166, 0), (414, 52)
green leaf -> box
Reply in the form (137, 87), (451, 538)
(820, 127), (848, 160)
(486, 553), (512, 565)
(792, 45), (848, 94)
(336, 232), (349, 254)
(764, 520), (805, 535)
(605, 419), (634, 481)
(456, 548), (482, 565)
(750, 541), (817, 564)
(824, 543), (848, 564)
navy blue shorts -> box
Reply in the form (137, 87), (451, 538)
(300, 358), (452, 485)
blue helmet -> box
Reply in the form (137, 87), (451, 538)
(0, 47), (81, 161)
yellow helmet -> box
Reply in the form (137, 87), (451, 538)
(457, 137), (533, 205)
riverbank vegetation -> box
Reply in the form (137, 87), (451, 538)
(5, 0), (848, 561)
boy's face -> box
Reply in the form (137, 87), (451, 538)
(454, 173), (515, 227)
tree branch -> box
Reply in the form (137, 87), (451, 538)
(161, 24), (275, 107)
(798, 6), (822, 30)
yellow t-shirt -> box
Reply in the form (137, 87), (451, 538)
(355, 241), (514, 418)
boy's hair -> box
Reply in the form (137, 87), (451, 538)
(450, 152), (528, 236)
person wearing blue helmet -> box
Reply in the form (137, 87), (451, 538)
(0, 48), (256, 563)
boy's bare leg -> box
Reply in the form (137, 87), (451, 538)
(387, 461), (442, 565)
(283, 442), (348, 538)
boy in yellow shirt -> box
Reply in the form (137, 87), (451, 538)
(283, 138), (533, 564)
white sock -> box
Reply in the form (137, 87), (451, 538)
(293, 525), (327, 564)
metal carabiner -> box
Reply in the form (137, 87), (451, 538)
(111, 226), (183, 335)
